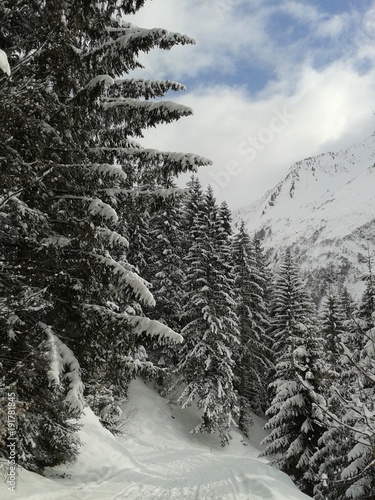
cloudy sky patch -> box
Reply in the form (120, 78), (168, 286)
(130, 0), (375, 209)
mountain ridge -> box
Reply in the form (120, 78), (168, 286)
(234, 133), (375, 302)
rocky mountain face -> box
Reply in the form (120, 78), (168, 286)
(234, 134), (375, 304)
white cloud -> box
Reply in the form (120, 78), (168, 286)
(129, 0), (276, 80)
(129, 0), (375, 210)
(315, 13), (352, 38)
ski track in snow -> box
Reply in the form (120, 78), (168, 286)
(3, 380), (311, 500)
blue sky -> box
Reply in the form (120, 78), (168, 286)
(131, 0), (375, 209)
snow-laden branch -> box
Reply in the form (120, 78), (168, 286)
(102, 186), (188, 199)
(339, 340), (375, 385)
(296, 373), (373, 442)
(51, 195), (119, 223)
(88, 198), (118, 223)
(96, 227), (129, 249)
(84, 24), (195, 58)
(41, 323), (84, 412)
(0, 49), (11, 76)
(90, 253), (155, 306)
(128, 315), (183, 343)
(91, 146), (210, 164)
(86, 74), (114, 88)
(82, 304), (183, 344)
(86, 76), (187, 99)
(112, 78), (186, 97)
(90, 163), (127, 181)
(100, 147), (212, 171)
(101, 97), (192, 117)
(330, 459), (375, 485)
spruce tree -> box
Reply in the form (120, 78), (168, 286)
(180, 176), (204, 251)
(232, 222), (272, 432)
(313, 290), (375, 499)
(339, 314), (375, 499)
(141, 188), (186, 377)
(0, 0), (210, 469)
(261, 250), (326, 496)
(144, 188), (185, 333)
(310, 291), (353, 499)
(320, 291), (347, 367)
(358, 252), (375, 329)
(176, 187), (239, 445)
(218, 201), (233, 237)
(267, 249), (316, 356)
(253, 235), (272, 312)
(339, 286), (356, 321)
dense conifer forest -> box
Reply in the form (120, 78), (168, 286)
(1, 2), (374, 499)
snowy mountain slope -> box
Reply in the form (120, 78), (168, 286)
(3, 379), (311, 500)
(234, 134), (375, 301)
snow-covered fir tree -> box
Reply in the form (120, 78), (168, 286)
(143, 187), (186, 333)
(218, 201), (233, 238)
(320, 291), (348, 367)
(232, 221), (272, 432)
(310, 291), (354, 499)
(180, 176), (204, 250)
(0, 0), (210, 469)
(261, 249), (326, 496)
(311, 285), (375, 499)
(140, 187), (187, 377)
(338, 313), (375, 499)
(358, 252), (375, 329)
(175, 187), (239, 445)
(340, 287), (356, 321)
(266, 249), (316, 357)
(253, 235), (272, 312)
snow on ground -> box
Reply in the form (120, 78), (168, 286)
(2, 379), (311, 499)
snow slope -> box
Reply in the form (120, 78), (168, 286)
(234, 134), (375, 301)
(3, 379), (311, 499)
